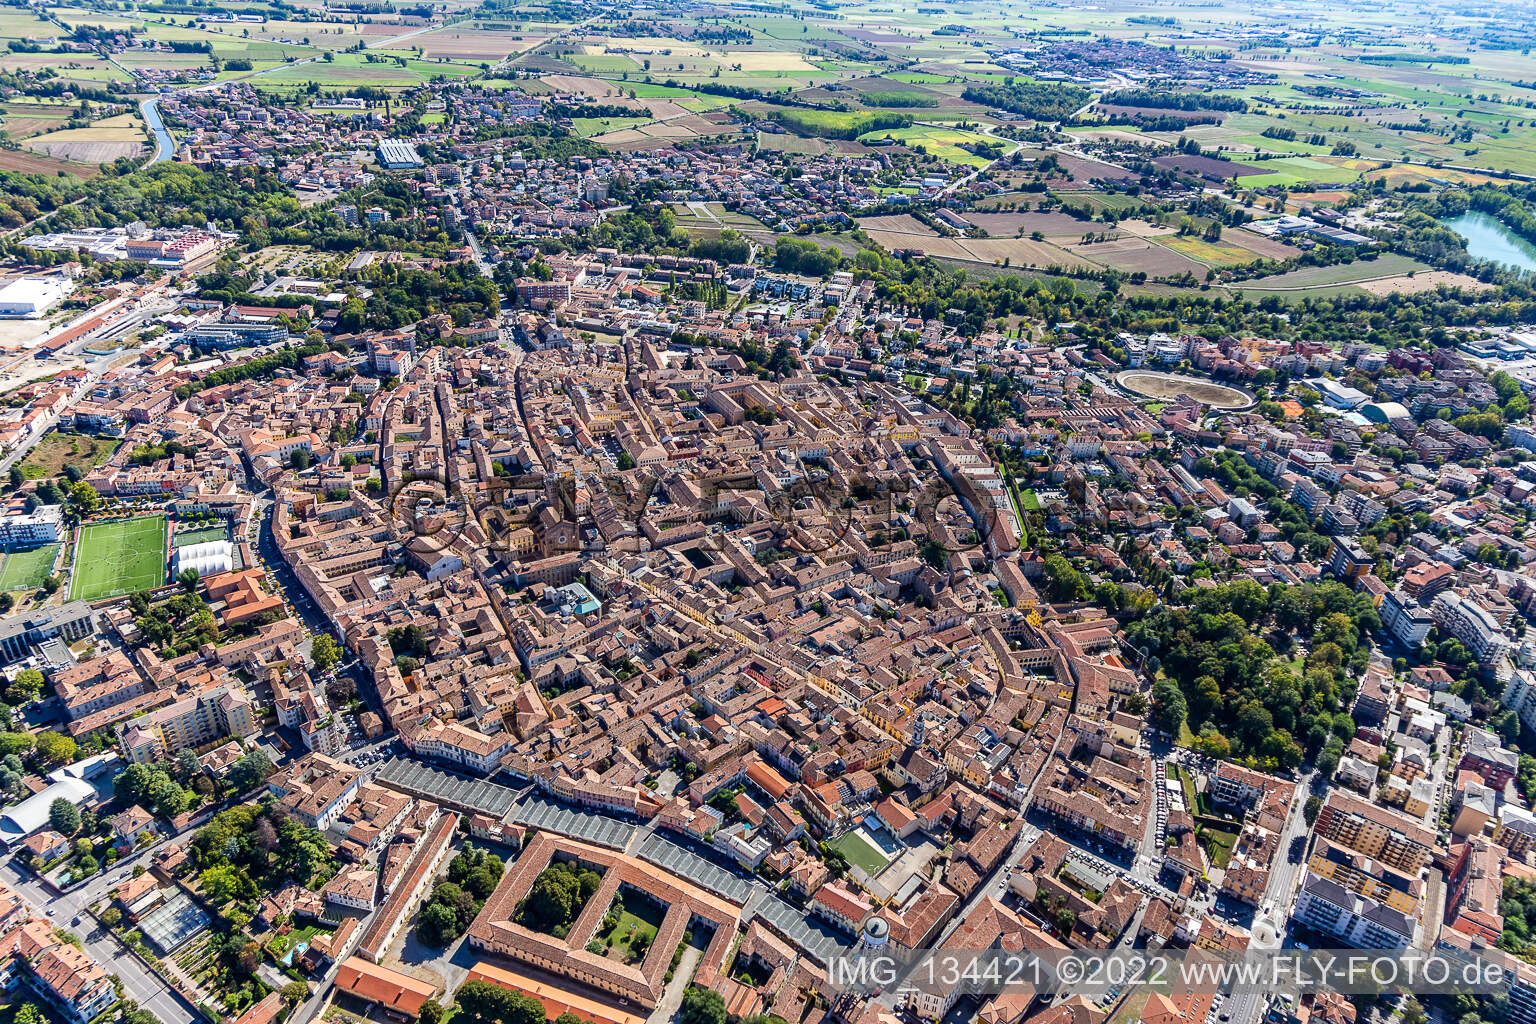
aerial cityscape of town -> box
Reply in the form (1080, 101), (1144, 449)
(0, 2), (1535, 1024)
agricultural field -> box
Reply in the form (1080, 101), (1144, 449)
(256, 52), (481, 87)
(0, 102), (73, 141)
(858, 213), (1094, 269)
(855, 124), (1002, 167)
(1066, 236), (1206, 278)
(24, 113), (147, 163)
(1355, 271), (1492, 296)
(69, 515), (168, 602)
(1223, 231), (1304, 261)
(0, 149), (95, 177)
(1157, 235), (1264, 267)
(755, 132), (831, 155)
(1236, 252), (1430, 294)
(557, 34), (833, 88)
(379, 24), (546, 61)
(961, 211), (1111, 238)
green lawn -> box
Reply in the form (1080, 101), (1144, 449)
(0, 544), (57, 591)
(572, 115), (651, 137)
(1198, 826), (1238, 870)
(1008, 484), (1031, 548)
(69, 515), (167, 601)
(856, 124), (1000, 167)
(595, 902), (661, 965)
(829, 830), (891, 876)
(1168, 764), (1198, 811)
(565, 53), (640, 73)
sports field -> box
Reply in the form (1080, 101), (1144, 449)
(0, 544), (57, 592)
(829, 829), (891, 876)
(69, 515), (167, 601)
(173, 524), (229, 549)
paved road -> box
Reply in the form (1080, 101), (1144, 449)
(931, 121), (1026, 198)
(934, 726), (1070, 949)
(1219, 768), (1316, 1024)
(0, 853), (202, 1024)
(0, 413), (58, 475)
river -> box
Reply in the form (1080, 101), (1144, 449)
(139, 96), (175, 165)
(1441, 210), (1536, 274)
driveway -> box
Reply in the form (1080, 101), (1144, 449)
(647, 946), (702, 1024)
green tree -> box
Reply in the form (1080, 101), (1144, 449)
(48, 798), (79, 836)
(35, 731), (76, 766)
(6, 668), (44, 705)
(227, 750), (274, 792)
(311, 633), (342, 672)
(68, 482), (100, 515)
(1042, 553), (1088, 602)
(0, 732), (35, 758)
(1151, 678), (1187, 736)
(1315, 737), (1345, 778)
(200, 864), (246, 903)
(680, 988), (727, 1024)
(416, 901), (460, 947)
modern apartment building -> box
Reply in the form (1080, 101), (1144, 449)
(1312, 792), (1437, 873)
(117, 683), (258, 764)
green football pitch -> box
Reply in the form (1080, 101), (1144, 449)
(0, 544), (57, 592)
(829, 829), (892, 877)
(69, 515), (168, 601)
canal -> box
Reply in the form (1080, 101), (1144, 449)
(139, 96), (175, 165)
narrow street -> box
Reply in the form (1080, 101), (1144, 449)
(0, 854), (202, 1024)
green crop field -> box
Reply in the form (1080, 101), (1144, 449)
(70, 515), (167, 601)
(857, 124), (1000, 166)
(571, 115), (651, 137)
(1238, 252), (1427, 292)
(0, 544), (57, 592)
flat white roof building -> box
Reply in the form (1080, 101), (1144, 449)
(0, 502), (62, 550)
(0, 276), (73, 318)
